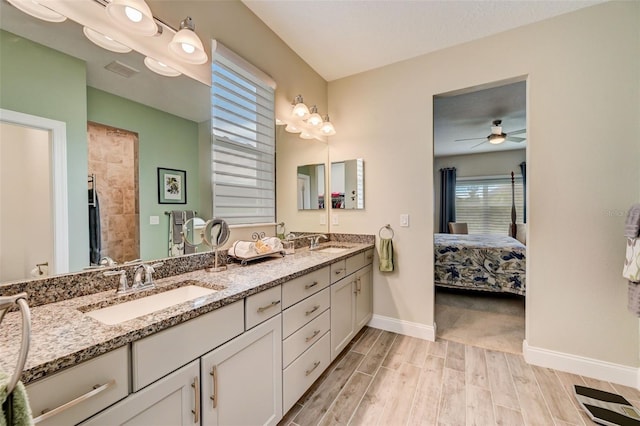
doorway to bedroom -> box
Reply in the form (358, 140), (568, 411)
(433, 78), (527, 354)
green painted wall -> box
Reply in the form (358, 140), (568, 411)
(87, 88), (200, 261)
(0, 29), (88, 272)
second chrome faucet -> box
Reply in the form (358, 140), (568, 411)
(104, 262), (164, 295)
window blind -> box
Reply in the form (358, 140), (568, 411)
(455, 176), (524, 235)
(211, 53), (275, 225)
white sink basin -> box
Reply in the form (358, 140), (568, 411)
(85, 285), (216, 325)
(315, 247), (349, 254)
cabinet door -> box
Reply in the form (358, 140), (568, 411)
(330, 276), (356, 361)
(82, 360), (199, 426)
(201, 314), (282, 426)
(355, 265), (373, 331)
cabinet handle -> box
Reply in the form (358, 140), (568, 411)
(366, 254), (373, 261)
(210, 366), (218, 409)
(305, 281), (319, 290)
(257, 300), (280, 313)
(33, 379), (116, 424)
(305, 361), (321, 376)
(191, 376), (200, 424)
(334, 269), (345, 275)
(305, 329), (321, 343)
(305, 305), (320, 316)
(357, 277), (362, 294)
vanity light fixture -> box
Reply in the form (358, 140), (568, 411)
(83, 27), (132, 53)
(106, 0), (158, 36)
(144, 57), (181, 77)
(280, 95), (336, 141)
(6, 0), (66, 22)
(169, 17), (208, 64)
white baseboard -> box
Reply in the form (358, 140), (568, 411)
(523, 340), (639, 388)
(367, 314), (435, 341)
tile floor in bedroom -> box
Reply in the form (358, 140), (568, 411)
(279, 292), (639, 426)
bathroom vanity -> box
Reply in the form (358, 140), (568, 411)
(0, 237), (374, 425)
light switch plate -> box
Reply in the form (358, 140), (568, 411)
(332, 215), (339, 226)
(400, 214), (409, 227)
(320, 214), (327, 225)
(150, 215), (159, 225)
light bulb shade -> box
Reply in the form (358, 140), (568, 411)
(300, 132), (314, 140)
(488, 134), (506, 144)
(285, 123), (301, 133)
(307, 105), (322, 127)
(169, 18), (207, 64)
(320, 115), (336, 136)
(106, 0), (157, 36)
(83, 27), (132, 53)
(291, 95), (309, 118)
(7, 0), (66, 22)
(144, 57), (181, 77)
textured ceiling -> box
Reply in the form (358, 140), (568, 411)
(243, 0), (603, 82)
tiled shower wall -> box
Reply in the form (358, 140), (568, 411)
(88, 122), (139, 264)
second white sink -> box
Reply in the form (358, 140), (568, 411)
(85, 285), (217, 325)
(315, 247), (349, 254)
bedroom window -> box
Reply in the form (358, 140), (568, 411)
(211, 46), (276, 225)
(455, 176), (524, 235)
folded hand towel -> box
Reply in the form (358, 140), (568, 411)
(625, 204), (640, 238)
(0, 371), (33, 426)
(228, 241), (256, 258)
(623, 238), (640, 282)
(379, 238), (394, 272)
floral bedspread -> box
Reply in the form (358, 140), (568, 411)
(434, 233), (526, 295)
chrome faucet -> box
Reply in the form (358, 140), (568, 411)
(99, 256), (117, 267)
(103, 270), (130, 295)
(308, 234), (328, 250)
(132, 262), (164, 290)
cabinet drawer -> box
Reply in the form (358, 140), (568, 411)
(282, 267), (330, 309)
(282, 287), (330, 338)
(364, 249), (374, 265)
(283, 332), (330, 413)
(330, 260), (346, 283)
(346, 252), (366, 275)
(246, 285), (282, 330)
(132, 300), (244, 391)
(27, 346), (129, 426)
(283, 309), (330, 368)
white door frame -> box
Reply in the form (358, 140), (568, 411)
(0, 108), (68, 275)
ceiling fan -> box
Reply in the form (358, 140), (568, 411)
(455, 119), (526, 147)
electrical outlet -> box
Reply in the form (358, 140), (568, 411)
(320, 214), (327, 225)
(150, 215), (160, 225)
(400, 214), (409, 227)
(332, 215), (339, 226)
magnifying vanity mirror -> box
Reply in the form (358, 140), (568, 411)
(202, 218), (230, 272)
(182, 217), (208, 251)
(330, 159), (364, 209)
(297, 163), (326, 210)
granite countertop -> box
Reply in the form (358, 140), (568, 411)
(0, 242), (374, 385)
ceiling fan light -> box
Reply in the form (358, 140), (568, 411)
(169, 17), (207, 64)
(7, 0), (66, 22)
(106, 0), (157, 36)
(488, 134), (506, 144)
(83, 27), (132, 53)
(144, 57), (181, 77)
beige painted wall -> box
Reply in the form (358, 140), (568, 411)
(328, 1), (640, 367)
(434, 149), (526, 232)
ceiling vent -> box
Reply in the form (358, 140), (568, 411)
(104, 60), (140, 78)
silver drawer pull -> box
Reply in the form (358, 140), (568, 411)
(257, 300), (280, 313)
(305, 329), (321, 343)
(305, 361), (321, 376)
(305, 305), (320, 316)
(210, 366), (218, 408)
(304, 281), (319, 290)
(334, 269), (345, 275)
(191, 376), (200, 423)
(366, 254), (373, 260)
(33, 379), (116, 424)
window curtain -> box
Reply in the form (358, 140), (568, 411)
(439, 167), (456, 233)
(520, 161), (526, 223)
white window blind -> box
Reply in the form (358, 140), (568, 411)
(455, 176), (524, 235)
(211, 53), (275, 225)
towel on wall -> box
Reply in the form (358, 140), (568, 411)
(625, 204), (640, 238)
(0, 371), (33, 426)
(379, 238), (394, 272)
(88, 189), (101, 265)
(183, 211), (196, 254)
(629, 282), (640, 317)
(623, 238), (640, 282)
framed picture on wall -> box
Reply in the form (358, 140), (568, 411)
(157, 167), (187, 204)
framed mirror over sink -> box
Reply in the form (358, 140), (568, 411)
(297, 163), (325, 210)
(331, 159), (364, 209)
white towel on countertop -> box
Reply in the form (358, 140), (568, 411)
(625, 204), (640, 238)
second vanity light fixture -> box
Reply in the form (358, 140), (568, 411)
(280, 95), (337, 141)
(7, 0), (208, 77)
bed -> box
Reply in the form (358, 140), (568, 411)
(434, 233), (526, 295)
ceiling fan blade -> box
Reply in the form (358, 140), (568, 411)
(506, 136), (526, 143)
(508, 129), (526, 136)
(470, 140), (487, 149)
(455, 137), (486, 142)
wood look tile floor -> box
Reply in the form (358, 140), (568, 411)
(279, 327), (640, 426)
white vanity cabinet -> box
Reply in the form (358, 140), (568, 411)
(330, 252), (374, 360)
(201, 314), (282, 426)
(28, 346), (129, 426)
(82, 360), (200, 426)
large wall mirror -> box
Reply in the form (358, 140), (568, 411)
(297, 163), (325, 210)
(331, 159), (364, 209)
(0, 3), (211, 282)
